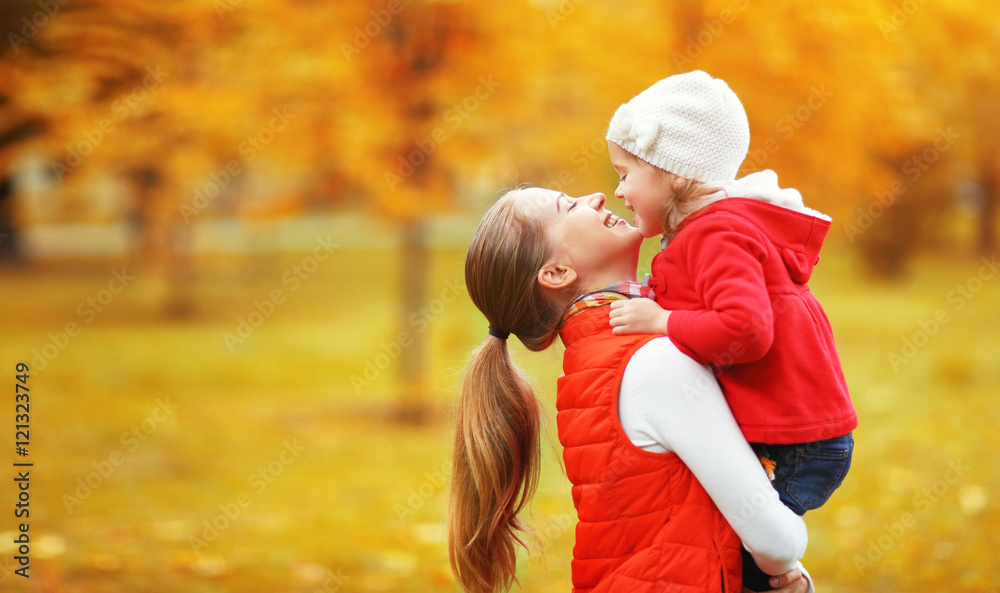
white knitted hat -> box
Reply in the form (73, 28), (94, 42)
(606, 71), (750, 183)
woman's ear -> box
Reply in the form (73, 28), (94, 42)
(537, 261), (577, 291)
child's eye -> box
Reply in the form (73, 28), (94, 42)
(567, 201), (577, 211)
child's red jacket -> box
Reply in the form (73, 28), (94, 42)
(650, 197), (857, 444)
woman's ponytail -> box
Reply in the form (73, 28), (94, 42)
(448, 188), (571, 592)
(448, 336), (540, 593)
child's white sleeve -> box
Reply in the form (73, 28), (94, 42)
(619, 337), (808, 575)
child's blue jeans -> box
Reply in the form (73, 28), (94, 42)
(741, 433), (854, 591)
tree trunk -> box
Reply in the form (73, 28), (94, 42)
(0, 175), (20, 265)
(395, 218), (431, 423)
(978, 170), (997, 257)
(126, 166), (195, 317)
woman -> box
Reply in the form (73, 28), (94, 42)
(448, 187), (813, 593)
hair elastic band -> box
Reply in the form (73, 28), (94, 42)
(488, 325), (510, 340)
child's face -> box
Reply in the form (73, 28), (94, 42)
(608, 141), (674, 239)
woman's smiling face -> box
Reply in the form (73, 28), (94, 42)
(517, 187), (643, 288)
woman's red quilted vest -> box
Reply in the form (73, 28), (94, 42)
(556, 306), (743, 593)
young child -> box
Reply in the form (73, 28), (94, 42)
(604, 71), (857, 591)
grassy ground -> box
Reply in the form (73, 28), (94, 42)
(0, 245), (997, 592)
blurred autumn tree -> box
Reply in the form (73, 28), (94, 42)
(344, 0), (486, 420)
(1, 0), (999, 394)
(836, 1), (1000, 273)
(903, 1), (1000, 256)
(3, 0), (997, 256)
(2, 0), (185, 282)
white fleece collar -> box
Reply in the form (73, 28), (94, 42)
(702, 169), (831, 221)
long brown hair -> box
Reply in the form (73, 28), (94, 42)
(448, 189), (570, 593)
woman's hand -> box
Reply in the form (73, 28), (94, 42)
(764, 566), (810, 593)
(609, 299), (671, 335)
(741, 566), (810, 593)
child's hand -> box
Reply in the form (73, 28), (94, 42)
(609, 299), (671, 335)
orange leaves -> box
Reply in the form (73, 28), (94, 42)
(1, 0), (997, 243)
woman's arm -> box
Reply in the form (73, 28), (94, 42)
(619, 337), (807, 575)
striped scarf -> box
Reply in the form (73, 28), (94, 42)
(561, 281), (656, 326)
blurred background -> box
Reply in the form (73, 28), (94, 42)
(0, 0), (998, 591)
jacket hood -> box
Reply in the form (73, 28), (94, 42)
(693, 171), (831, 284)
